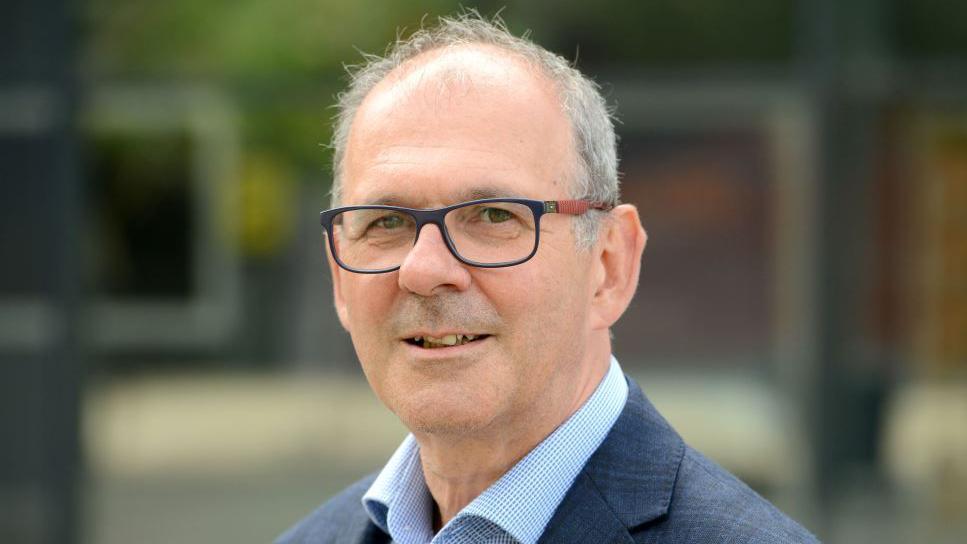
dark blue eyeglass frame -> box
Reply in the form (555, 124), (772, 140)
(320, 197), (611, 274)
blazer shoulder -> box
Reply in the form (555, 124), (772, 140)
(275, 473), (382, 544)
(650, 446), (820, 543)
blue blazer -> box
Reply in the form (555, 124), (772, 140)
(277, 376), (819, 543)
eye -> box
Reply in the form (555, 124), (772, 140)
(480, 207), (514, 223)
(372, 214), (406, 230)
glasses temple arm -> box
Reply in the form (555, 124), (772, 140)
(543, 200), (614, 215)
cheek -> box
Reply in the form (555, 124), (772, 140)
(486, 253), (592, 354)
(341, 277), (400, 404)
(340, 275), (399, 355)
(342, 275), (395, 322)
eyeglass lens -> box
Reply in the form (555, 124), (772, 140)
(331, 201), (537, 270)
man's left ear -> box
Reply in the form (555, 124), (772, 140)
(589, 204), (647, 330)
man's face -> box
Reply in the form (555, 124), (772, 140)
(332, 46), (600, 437)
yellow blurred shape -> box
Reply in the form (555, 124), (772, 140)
(237, 153), (296, 257)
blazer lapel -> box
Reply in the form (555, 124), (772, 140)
(539, 376), (686, 543)
(537, 472), (635, 543)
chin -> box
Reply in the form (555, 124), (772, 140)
(405, 416), (489, 436)
(394, 393), (499, 437)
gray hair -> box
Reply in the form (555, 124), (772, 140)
(329, 12), (620, 246)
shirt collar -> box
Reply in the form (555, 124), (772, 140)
(362, 356), (628, 544)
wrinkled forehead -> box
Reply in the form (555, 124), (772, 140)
(341, 45), (576, 207)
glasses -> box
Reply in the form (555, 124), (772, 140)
(320, 198), (612, 273)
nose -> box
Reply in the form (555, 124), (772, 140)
(397, 223), (472, 295)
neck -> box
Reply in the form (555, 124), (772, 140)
(416, 342), (611, 531)
(418, 428), (535, 531)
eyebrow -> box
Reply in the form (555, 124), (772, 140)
(361, 186), (525, 207)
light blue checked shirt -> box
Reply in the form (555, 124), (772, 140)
(361, 356), (628, 544)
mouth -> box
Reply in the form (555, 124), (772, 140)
(404, 334), (490, 349)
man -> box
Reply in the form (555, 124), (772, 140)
(278, 13), (818, 544)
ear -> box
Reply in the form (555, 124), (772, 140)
(327, 246), (352, 332)
(589, 204), (647, 330)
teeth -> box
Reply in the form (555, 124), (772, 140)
(414, 334), (482, 348)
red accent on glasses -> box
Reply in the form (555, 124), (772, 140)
(554, 200), (613, 214)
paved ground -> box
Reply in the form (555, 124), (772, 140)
(79, 370), (966, 543)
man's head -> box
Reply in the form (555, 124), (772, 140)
(326, 14), (646, 440)
(330, 14), (619, 247)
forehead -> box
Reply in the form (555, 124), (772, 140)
(342, 45), (575, 207)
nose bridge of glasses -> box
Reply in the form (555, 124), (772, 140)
(412, 216), (451, 250)
(406, 206), (446, 242)
(400, 217), (466, 271)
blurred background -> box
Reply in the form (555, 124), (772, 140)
(2, 0), (966, 542)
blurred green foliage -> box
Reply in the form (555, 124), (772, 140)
(84, 0), (460, 78)
(507, 0), (795, 65)
(81, 0), (801, 178)
(894, 0), (967, 58)
(82, 0), (967, 181)
(83, 0), (459, 173)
